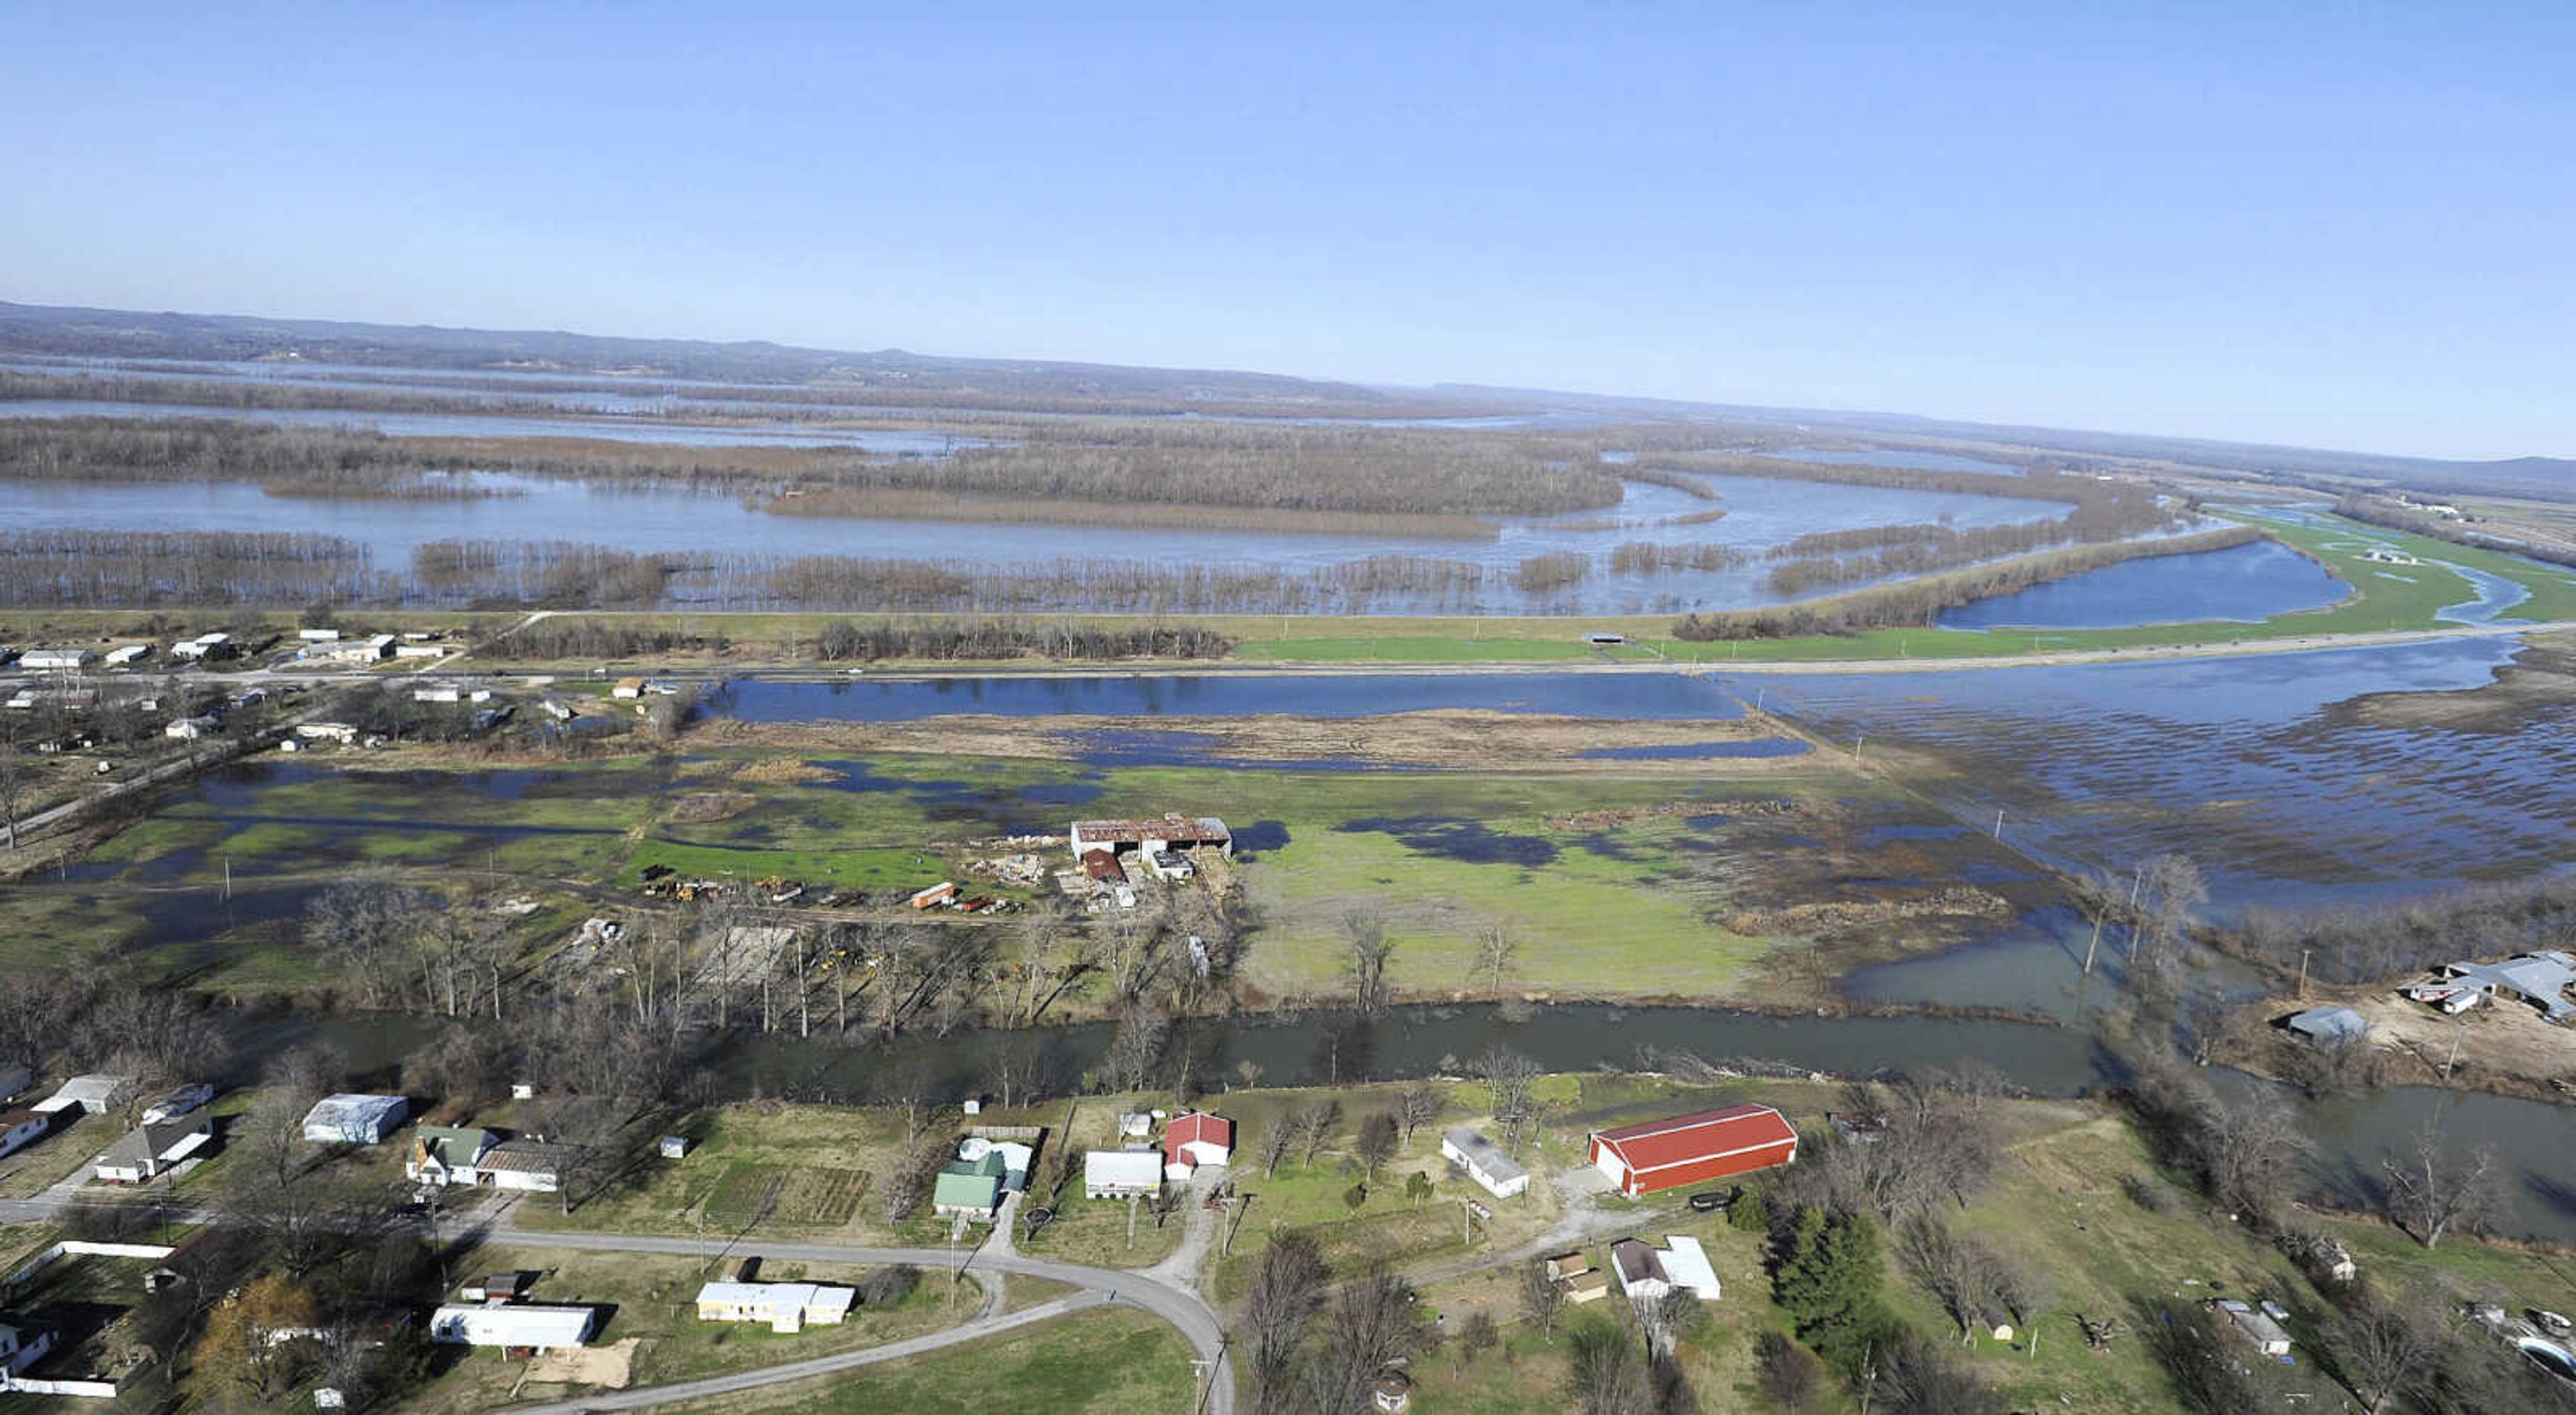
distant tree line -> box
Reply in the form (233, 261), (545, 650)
(809, 619), (1233, 661)
(1, 411), (1629, 518)
(1672, 526), (2265, 639)
(0, 528), (382, 606)
(2334, 492), (2576, 571)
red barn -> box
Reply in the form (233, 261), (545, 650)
(1587, 1104), (1798, 1196)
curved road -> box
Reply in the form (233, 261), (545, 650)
(471, 1223), (1230, 1415)
(0, 1198), (1230, 1414)
(502, 1290), (1114, 1414)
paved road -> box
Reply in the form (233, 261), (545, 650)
(0, 1198), (1230, 1414)
(500, 1290), (1112, 1414)
(468, 1223), (1230, 1415)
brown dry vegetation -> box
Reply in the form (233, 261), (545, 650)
(686, 709), (1806, 773)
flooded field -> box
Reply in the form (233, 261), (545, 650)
(1727, 637), (2576, 911)
(0, 468), (2074, 614)
(1938, 538), (2349, 629)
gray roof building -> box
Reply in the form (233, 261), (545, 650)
(2284, 1006), (2371, 1043)
(2445, 951), (2576, 1022)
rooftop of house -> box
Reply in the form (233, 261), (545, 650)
(1441, 1127), (1527, 1182)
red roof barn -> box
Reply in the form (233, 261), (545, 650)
(1162, 1112), (1235, 1178)
(1587, 1104), (1798, 1196)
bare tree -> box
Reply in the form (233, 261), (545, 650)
(1260, 1111), (1299, 1178)
(1355, 1112), (1399, 1178)
(1341, 906), (1395, 1017)
(2381, 1125), (2504, 1249)
(2135, 852), (2207, 968)
(1519, 1259), (1564, 1337)
(1298, 1099), (1344, 1166)
(1241, 1232), (1328, 1414)
(1470, 921), (1517, 997)
(1309, 1274), (1419, 1414)
(1637, 1289), (1706, 1361)
(1474, 1047), (1541, 1149)
(1566, 1320), (1650, 1415)
(2331, 1287), (2444, 1414)
(1395, 1084), (1442, 1145)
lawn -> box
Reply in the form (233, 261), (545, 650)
(395, 1245), (978, 1415)
(659, 1305), (1198, 1415)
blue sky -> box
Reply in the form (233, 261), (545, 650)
(3, 3), (2570, 459)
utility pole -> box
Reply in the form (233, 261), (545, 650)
(1992, 807), (2004, 839)
(2296, 948), (2312, 1001)
(1222, 1191), (1252, 1256)
(2082, 913), (2104, 977)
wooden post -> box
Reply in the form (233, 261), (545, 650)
(1223, 1192), (1252, 1256)
(2297, 948), (2311, 1001)
(1992, 808), (2004, 839)
(2082, 914), (2104, 977)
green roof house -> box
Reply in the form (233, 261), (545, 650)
(406, 1125), (498, 1186)
(931, 1149), (1008, 1219)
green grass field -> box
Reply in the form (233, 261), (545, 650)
(35, 746), (1897, 1008)
(665, 1305), (1199, 1415)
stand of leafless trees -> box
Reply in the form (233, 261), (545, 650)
(2229, 875), (2576, 986)
(0, 528), (383, 606)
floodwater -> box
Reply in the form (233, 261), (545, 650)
(1937, 540), (2349, 630)
(1771, 447), (2025, 475)
(1721, 637), (2576, 911)
(0, 469), (2074, 615)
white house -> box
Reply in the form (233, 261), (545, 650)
(140, 1083), (215, 1125)
(34, 1074), (137, 1115)
(19, 648), (94, 672)
(1440, 1128), (1530, 1200)
(101, 644), (150, 667)
(1658, 1236), (1721, 1300)
(164, 716), (217, 740)
(0, 1111), (50, 1161)
(2219, 1300), (2293, 1357)
(693, 1282), (857, 1333)
(94, 1113), (214, 1184)
(429, 1304), (596, 1351)
(171, 633), (231, 660)
(1609, 1239), (1668, 1302)
(295, 722), (360, 745)
(297, 629), (343, 642)
(1083, 1149), (1164, 1200)
(300, 1094), (409, 1145)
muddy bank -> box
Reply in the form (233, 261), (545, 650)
(2334, 629), (2576, 732)
(686, 709), (1812, 773)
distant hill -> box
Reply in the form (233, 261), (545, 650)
(0, 300), (1417, 409)
(1433, 383), (2576, 500)
(2, 298), (2563, 497)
